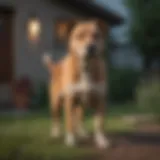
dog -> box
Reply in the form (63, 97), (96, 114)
(43, 19), (109, 149)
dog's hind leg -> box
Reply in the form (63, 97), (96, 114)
(50, 96), (62, 138)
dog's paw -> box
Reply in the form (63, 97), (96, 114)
(94, 132), (110, 149)
(76, 128), (89, 139)
(65, 133), (76, 147)
(50, 126), (61, 138)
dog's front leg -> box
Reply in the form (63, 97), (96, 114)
(93, 100), (110, 149)
(74, 105), (89, 139)
(64, 96), (76, 147)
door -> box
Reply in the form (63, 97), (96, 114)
(0, 9), (14, 104)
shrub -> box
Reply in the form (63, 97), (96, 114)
(109, 68), (141, 103)
(136, 78), (160, 115)
(32, 69), (141, 107)
(32, 82), (49, 108)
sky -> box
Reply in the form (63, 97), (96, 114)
(94, 0), (130, 43)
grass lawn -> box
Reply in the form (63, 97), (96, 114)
(0, 105), (139, 160)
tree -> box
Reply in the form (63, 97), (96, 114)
(106, 34), (119, 68)
(125, 0), (160, 76)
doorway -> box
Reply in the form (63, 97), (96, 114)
(0, 7), (14, 106)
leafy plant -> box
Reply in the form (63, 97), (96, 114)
(136, 78), (160, 116)
(109, 68), (141, 103)
(125, 0), (160, 72)
(32, 82), (49, 108)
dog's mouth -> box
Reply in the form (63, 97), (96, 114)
(83, 55), (98, 72)
(85, 52), (97, 60)
(85, 44), (98, 60)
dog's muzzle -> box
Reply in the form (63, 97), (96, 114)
(86, 44), (97, 59)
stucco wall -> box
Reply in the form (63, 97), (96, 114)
(0, 0), (74, 102)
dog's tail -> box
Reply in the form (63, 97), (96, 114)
(42, 52), (54, 72)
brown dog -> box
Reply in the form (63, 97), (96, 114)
(43, 19), (109, 148)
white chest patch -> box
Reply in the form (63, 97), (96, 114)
(62, 59), (106, 97)
(78, 70), (91, 92)
(63, 71), (106, 96)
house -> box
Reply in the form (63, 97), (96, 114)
(110, 43), (143, 70)
(0, 0), (123, 107)
(94, 0), (143, 70)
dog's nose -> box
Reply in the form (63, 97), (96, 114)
(87, 44), (96, 54)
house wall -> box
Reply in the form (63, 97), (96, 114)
(110, 44), (143, 70)
(0, 0), (75, 103)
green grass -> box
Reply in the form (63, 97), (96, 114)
(107, 103), (152, 115)
(0, 105), (139, 160)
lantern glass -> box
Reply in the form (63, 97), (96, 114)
(27, 17), (41, 42)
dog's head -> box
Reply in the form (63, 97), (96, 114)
(56, 19), (108, 60)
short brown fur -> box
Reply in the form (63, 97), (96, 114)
(44, 19), (109, 148)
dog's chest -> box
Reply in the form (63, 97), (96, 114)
(62, 58), (105, 97)
(78, 71), (92, 91)
(75, 61), (105, 94)
(77, 60), (94, 89)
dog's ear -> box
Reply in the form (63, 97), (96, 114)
(96, 19), (109, 35)
(55, 20), (77, 40)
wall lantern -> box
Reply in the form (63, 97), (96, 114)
(27, 16), (41, 43)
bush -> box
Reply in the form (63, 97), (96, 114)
(109, 68), (141, 103)
(32, 69), (141, 107)
(136, 78), (160, 115)
(32, 82), (49, 108)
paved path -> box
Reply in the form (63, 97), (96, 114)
(83, 125), (160, 160)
